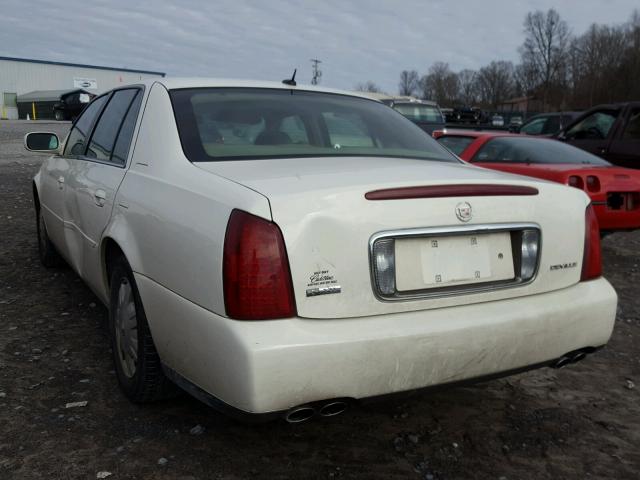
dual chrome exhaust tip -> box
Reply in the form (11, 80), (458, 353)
(550, 348), (594, 369)
(284, 399), (350, 423)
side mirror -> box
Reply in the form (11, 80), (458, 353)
(24, 132), (60, 153)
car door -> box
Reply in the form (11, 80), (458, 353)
(605, 105), (640, 169)
(64, 88), (143, 284)
(38, 150), (71, 257)
(561, 108), (622, 160)
(42, 95), (108, 260)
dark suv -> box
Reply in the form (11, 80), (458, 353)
(512, 112), (581, 136)
(53, 90), (95, 121)
(557, 102), (640, 169)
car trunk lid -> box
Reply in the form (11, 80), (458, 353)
(195, 156), (589, 319)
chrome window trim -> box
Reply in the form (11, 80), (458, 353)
(369, 222), (542, 302)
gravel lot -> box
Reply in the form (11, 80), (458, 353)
(1, 120), (639, 480)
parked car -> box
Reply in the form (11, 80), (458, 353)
(441, 107), (455, 123)
(508, 116), (523, 127)
(434, 130), (640, 233)
(491, 115), (505, 127)
(556, 102), (640, 169)
(25, 79), (616, 422)
(383, 98), (446, 134)
(53, 89), (95, 121)
(451, 105), (485, 124)
(512, 112), (581, 135)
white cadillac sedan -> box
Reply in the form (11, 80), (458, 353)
(25, 79), (617, 422)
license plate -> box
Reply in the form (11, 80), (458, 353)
(395, 232), (515, 291)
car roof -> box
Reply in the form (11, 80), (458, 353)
(132, 77), (381, 102)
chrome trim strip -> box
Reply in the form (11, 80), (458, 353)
(368, 223), (541, 302)
(306, 285), (342, 297)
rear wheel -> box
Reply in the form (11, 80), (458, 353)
(54, 110), (65, 121)
(36, 208), (63, 267)
(109, 256), (176, 402)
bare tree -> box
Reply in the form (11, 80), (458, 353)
(354, 81), (383, 93)
(513, 62), (538, 97)
(619, 9), (640, 101)
(569, 23), (627, 106)
(456, 69), (478, 105)
(398, 70), (419, 96)
(476, 61), (514, 109)
(420, 62), (459, 106)
(521, 8), (570, 109)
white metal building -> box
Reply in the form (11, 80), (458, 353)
(0, 56), (165, 119)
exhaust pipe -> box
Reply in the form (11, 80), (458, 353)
(551, 348), (591, 369)
(284, 398), (352, 423)
(284, 405), (315, 423)
(318, 400), (349, 417)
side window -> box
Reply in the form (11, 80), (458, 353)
(279, 116), (309, 144)
(322, 112), (374, 147)
(86, 89), (138, 164)
(521, 117), (546, 135)
(63, 95), (108, 156)
(623, 108), (640, 140)
(566, 111), (619, 140)
(111, 91), (143, 165)
(542, 116), (561, 134)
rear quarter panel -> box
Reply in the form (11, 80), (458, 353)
(103, 82), (271, 316)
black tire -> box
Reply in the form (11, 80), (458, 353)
(109, 255), (177, 402)
(54, 110), (65, 121)
(36, 208), (64, 267)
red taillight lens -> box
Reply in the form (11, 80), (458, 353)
(568, 175), (584, 189)
(586, 175), (600, 192)
(581, 204), (602, 281)
(223, 210), (296, 320)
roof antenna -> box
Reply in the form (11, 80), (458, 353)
(282, 69), (297, 86)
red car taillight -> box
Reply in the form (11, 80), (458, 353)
(223, 210), (296, 320)
(581, 204), (602, 281)
(568, 175), (584, 189)
(586, 175), (600, 192)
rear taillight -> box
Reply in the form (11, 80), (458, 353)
(586, 175), (600, 192)
(568, 175), (584, 189)
(223, 210), (296, 320)
(581, 204), (602, 281)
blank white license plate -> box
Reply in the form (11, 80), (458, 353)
(395, 232), (515, 291)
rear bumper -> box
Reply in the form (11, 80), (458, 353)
(593, 200), (640, 231)
(136, 275), (617, 414)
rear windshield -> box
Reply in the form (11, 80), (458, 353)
(170, 88), (459, 163)
(392, 103), (444, 123)
(472, 137), (610, 166)
(436, 135), (475, 156)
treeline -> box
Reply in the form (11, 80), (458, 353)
(358, 9), (640, 112)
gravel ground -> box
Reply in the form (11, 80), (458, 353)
(1, 120), (639, 480)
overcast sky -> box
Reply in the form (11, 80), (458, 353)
(1, 0), (637, 93)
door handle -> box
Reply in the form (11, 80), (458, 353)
(93, 189), (106, 207)
(57, 176), (64, 189)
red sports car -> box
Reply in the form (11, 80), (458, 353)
(433, 130), (640, 232)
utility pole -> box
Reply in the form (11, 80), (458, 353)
(310, 59), (322, 85)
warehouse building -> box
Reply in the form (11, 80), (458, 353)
(0, 56), (165, 119)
